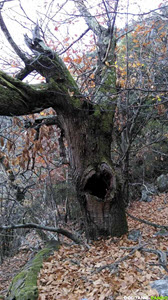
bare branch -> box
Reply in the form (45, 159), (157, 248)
(60, 27), (90, 55)
(15, 65), (35, 81)
(24, 115), (63, 141)
(0, 10), (28, 63)
(0, 223), (81, 244)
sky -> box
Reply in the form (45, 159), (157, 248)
(122, 0), (162, 12)
(2, 0), (164, 41)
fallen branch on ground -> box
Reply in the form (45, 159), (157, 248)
(142, 248), (168, 272)
(93, 243), (147, 273)
(94, 242), (168, 274)
(121, 246), (168, 272)
(126, 211), (168, 230)
(0, 223), (81, 244)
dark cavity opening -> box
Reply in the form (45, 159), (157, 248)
(84, 172), (111, 199)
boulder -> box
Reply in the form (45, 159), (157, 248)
(156, 174), (168, 192)
(151, 279), (168, 296)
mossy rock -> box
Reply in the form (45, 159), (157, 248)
(6, 242), (60, 300)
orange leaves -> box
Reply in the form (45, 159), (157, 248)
(63, 56), (71, 63)
(135, 24), (145, 32)
(64, 37), (70, 43)
(0, 137), (4, 147)
(7, 140), (13, 153)
(64, 54), (82, 64)
(132, 39), (139, 44)
(73, 56), (82, 64)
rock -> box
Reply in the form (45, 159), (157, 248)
(151, 279), (168, 296)
(140, 189), (152, 202)
(156, 174), (168, 192)
(140, 183), (157, 202)
(128, 229), (141, 241)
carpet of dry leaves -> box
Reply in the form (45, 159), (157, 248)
(0, 195), (168, 300)
(37, 194), (168, 300)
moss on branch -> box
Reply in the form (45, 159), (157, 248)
(7, 243), (60, 300)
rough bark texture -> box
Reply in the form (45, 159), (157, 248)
(60, 109), (128, 239)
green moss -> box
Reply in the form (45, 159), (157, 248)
(72, 97), (81, 108)
(48, 71), (82, 109)
(0, 71), (31, 100)
(94, 106), (101, 117)
(7, 244), (59, 300)
(101, 111), (114, 133)
(99, 68), (116, 94)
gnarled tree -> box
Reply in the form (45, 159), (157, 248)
(0, 0), (128, 239)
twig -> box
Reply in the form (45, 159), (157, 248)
(60, 28), (90, 55)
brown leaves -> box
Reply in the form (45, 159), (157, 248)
(37, 194), (168, 299)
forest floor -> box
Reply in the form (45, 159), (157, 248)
(0, 193), (168, 299)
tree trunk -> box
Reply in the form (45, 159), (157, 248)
(59, 109), (128, 240)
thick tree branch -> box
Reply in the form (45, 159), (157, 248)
(25, 115), (62, 129)
(0, 49), (83, 116)
(24, 22), (53, 55)
(0, 13), (85, 116)
(0, 70), (52, 115)
(102, 0), (119, 63)
(0, 223), (81, 244)
(15, 65), (35, 81)
(73, 0), (103, 36)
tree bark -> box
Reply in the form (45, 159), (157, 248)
(60, 110), (128, 239)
